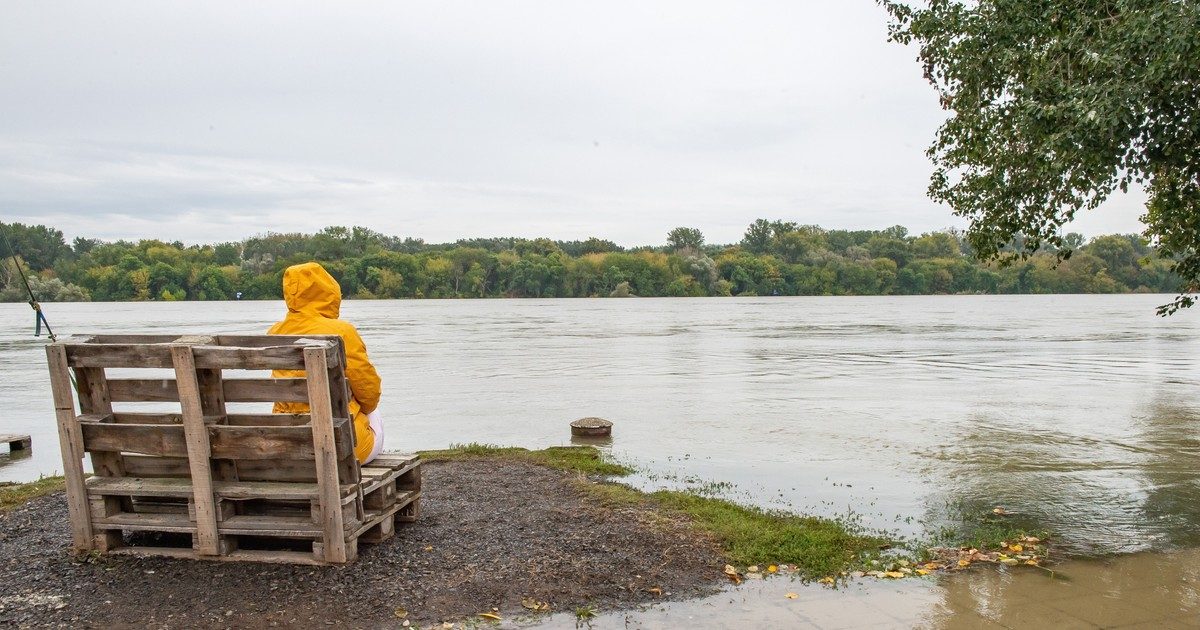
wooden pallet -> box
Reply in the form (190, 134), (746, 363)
(0, 434), (32, 451)
(45, 334), (421, 565)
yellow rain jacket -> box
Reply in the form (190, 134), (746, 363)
(269, 262), (381, 463)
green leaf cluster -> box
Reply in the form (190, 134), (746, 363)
(881, 0), (1200, 313)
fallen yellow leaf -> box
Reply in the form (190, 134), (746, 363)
(916, 569), (930, 576)
(478, 612), (502, 621)
(647, 587), (662, 596)
(957, 559), (971, 568)
(785, 592), (799, 599)
(1009, 544), (1024, 553)
(394, 607), (408, 619)
(1024, 560), (1039, 566)
(423, 545), (433, 552)
(1000, 558), (1020, 566)
(819, 576), (835, 585)
(521, 597), (550, 611)
(767, 565), (778, 573)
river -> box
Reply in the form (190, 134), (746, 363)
(2, 294), (1198, 558)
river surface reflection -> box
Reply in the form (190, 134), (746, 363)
(2, 295), (1198, 556)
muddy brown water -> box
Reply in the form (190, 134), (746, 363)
(526, 549), (1200, 629)
(3, 297), (1199, 559)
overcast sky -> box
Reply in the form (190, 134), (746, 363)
(0, 1), (1148, 246)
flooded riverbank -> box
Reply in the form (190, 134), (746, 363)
(3, 295), (1199, 558)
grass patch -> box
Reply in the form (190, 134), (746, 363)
(0, 475), (65, 511)
(648, 491), (885, 576)
(587, 481), (884, 579)
(419, 443), (633, 477)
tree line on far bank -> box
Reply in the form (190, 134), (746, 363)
(0, 220), (1182, 303)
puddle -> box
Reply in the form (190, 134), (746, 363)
(525, 549), (1200, 628)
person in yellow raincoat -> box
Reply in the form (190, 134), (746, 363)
(269, 262), (383, 464)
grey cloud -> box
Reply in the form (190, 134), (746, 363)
(0, 0), (1148, 245)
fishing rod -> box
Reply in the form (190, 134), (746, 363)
(1, 224), (57, 341)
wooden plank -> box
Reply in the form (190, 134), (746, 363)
(111, 412), (182, 424)
(225, 413), (311, 426)
(66, 343), (322, 370)
(123, 455), (328, 483)
(106, 378), (181, 402)
(121, 455), (190, 477)
(109, 412), (312, 426)
(223, 378), (308, 403)
(94, 512), (326, 538)
(73, 366), (125, 478)
(80, 333), (340, 350)
(304, 347), (347, 564)
(371, 453), (420, 468)
(107, 378), (310, 404)
(195, 367), (239, 483)
(105, 546), (330, 566)
(0, 434), (32, 450)
(171, 345), (221, 556)
(352, 491), (418, 539)
(80, 420), (352, 460)
(209, 424), (350, 460)
(46, 344), (94, 552)
(86, 476), (353, 501)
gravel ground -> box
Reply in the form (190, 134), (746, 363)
(0, 460), (724, 628)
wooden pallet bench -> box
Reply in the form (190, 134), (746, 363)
(45, 334), (421, 565)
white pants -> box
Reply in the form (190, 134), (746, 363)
(365, 408), (385, 464)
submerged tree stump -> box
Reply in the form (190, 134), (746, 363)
(570, 417), (613, 438)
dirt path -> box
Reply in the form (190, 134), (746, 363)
(0, 460), (723, 628)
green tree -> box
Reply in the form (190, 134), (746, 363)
(666, 227), (705, 251)
(882, 0), (1200, 313)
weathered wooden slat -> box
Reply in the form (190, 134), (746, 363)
(172, 345), (221, 556)
(224, 413), (312, 426)
(107, 378), (310, 404)
(94, 512), (330, 538)
(66, 344), (335, 370)
(47, 344), (95, 551)
(370, 453), (420, 469)
(86, 476), (355, 501)
(107, 379), (180, 402)
(111, 412), (183, 424)
(80, 420), (352, 460)
(0, 434), (32, 450)
(209, 424), (352, 460)
(105, 546), (330, 566)
(109, 412), (313, 426)
(73, 367), (125, 482)
(352, 491), (418, 540)
(304, 347), (348, 564)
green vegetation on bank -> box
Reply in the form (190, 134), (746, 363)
(419, 444), (633, 476)
(421, 444), (885, 579)
(1, 220), (1183, 302)
(0, 476), (65, 510)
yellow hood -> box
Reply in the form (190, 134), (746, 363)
(282, 262), (341, 318)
